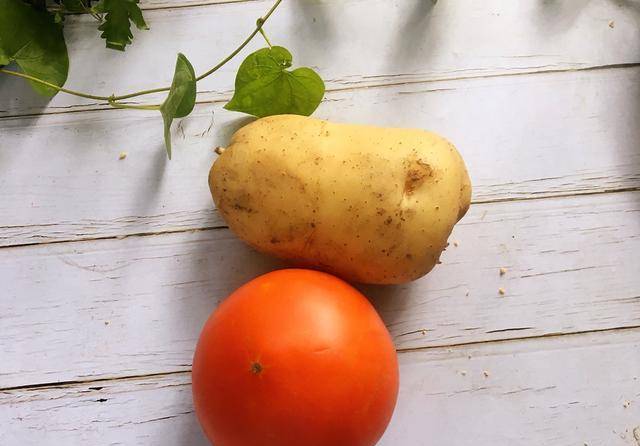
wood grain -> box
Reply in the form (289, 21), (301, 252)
(2, 191), (638, 388)
(2, 329), (638, 445)
(2, 0), (639, 442)
(0, 0), (638, 117)
(2, 67), (639, 247)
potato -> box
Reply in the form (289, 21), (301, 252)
(209, 115), (471, 284)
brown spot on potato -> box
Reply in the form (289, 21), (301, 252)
(387, 244), (397, 254)
(210, 115), (471, 285)
(231, 201), (256, 214)
(404, 159), (433, 195)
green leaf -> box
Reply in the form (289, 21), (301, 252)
(60, 0), (87, 12)
(225, 46), (325, 118)
(0, 0), (69, 96)
(0, 49), (10, 67)
(93, 0), (148, 51)
(159, 53), (197, 159)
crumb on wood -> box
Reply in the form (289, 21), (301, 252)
(498, 287), (506, 296)
(421, 329), (427, 335)
(460, 370), (467, 376)
(465, 291), (470, 297)
(500, 267), (507, 276)
(623, 400), (631, 408)
(118, 151), (127, 160)
(104, 321), (109, 326)
(467, 354), (472, 360)
(609, 20), (615, 28)
(453, 240), (459, 247)
(483, 370), (490, 377)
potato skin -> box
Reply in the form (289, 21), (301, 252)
(210, 115), (471, 285)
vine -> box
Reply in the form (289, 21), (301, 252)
(0, 0), (325, 158)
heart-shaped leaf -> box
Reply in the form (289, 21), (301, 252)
(160, 53), (197, 159)
(225, 46), (324, 118)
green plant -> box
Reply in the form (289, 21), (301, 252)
(0, 0), (325, 158)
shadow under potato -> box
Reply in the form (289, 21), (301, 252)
(214, 115), (256, 147)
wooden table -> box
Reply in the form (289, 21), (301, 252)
(1, 1), (639, 444)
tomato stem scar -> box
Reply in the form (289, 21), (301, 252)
(250, 362), (263, 374)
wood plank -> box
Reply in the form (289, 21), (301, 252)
(2, 329), (638, 445)
(139, 0), (257, 9)
(2, 191), (639, 388)
(2, 67), (639, 247)
(0, 0), (638, 117)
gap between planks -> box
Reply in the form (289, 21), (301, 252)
(0, 186), (637, 252)
(2, 61), (639, 121)
(2, 66), (638, 248)
(3, 190), (638, 388)
(2, 324), (639, 394)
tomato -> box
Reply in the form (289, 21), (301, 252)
(192, 269), (399, 446)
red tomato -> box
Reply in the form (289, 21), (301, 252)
(192, 269), (399, 446)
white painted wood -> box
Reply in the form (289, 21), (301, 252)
(2, 191), (639, 388)
(2, 0), (639, 441)
(2, 67), (639, 247)
(0, 0), (638, 117)
(140, 0), (256, 9)
(2, 329), (638, 445)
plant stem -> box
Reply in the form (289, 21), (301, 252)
(88, 10), (103, 21)
(108, 99), (161, 111)
(83, 0), (103, 21)
(111, 87), (171, 101)
(0, 68), (111, 100)
(195, 0), (283, 81)
(0, 0), (284, 105)
(259, 27), (273, 48)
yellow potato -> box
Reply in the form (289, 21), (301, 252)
(209, 115), (471, 284)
